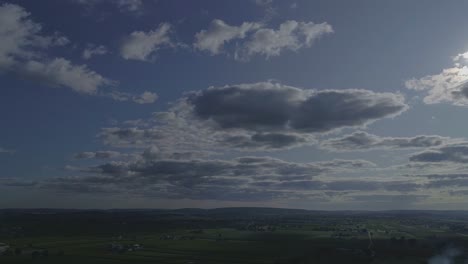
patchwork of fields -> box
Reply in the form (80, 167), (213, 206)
(1, 209), (468, 263)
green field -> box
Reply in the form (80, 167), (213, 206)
(2, 209), (468, 263)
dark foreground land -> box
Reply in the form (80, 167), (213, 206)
(1, 208), (468, 263)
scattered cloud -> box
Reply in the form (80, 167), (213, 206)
(237, 20), (333, 60)
(72, 0), (144, 14)
(0, 3), (109, 94)
(27, 151), (381, 201)
(120, 23), (176, 61)
(253, 0), (273, 6)
(348, 194), (427, 204)
(116, 0), (143, 13)
(99, 82), (407, 152)
(107, 90), (158, 104)
(410, 143), (468, 163)
(220, 132), (314, 151)
(406, 51), (468, 106)
(194, 19), (262, 55)
(20, 57), (113, 94)
(0, 3), (158, 102)
(322, 131), (452, 152)
(194, 19), (333, 60)
(82, 44), (108, 59)
(132, 91), (158, 104)
(0, 3), (68, 69)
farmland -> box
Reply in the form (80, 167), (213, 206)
(1, 208), (468, 263)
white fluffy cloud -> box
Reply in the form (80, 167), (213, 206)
(240, 20), (333, 59)
(0, 3), (112, 95)
(0, 3), (68, 68)
(82, 44), (108, 60)
(406, 51), (468, 106)
(194, 19), (333, 60)
(116, 0), (143, 12)
(21, 58), (112, 94)
(194, 19), (262, 55)
(132, 91), (158, 104)
(0, 3), (157, 103)
(120, 23), (175, 61)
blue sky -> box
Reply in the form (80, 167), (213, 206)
(3, 0), (468, 209)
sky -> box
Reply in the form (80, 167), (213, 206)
(3, 0), (468, 210)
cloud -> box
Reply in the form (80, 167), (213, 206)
(132, 91), (158, 104)
(99, 82), (407, 152)
(253, 0), (273, 6)
(116, 0), (143, 12)
(0, 178), (37, 187)
(74, 151), (122, 159)
(220, 132), (313, 151)
(0, 3), (159, 103)
(321, 131), (451, 152)
(405, 51), (468, 106)
(82, 44), (108, 59)
(194, 19), (262, 55)
(189, 82), (407, 133)
(238, 20), (333, 60)
(72, 0), (144, 14)
(0, 3), (138, 98)
(194, 19), (332, 60)
(106, 91), (158, 104)
(409, 143), (468, 163)
(348, 194), (427, 204)
(19, 57), (113, 94)
(0, 3), (68, 68)
(34, 153), (381, 201)
(120, 23), (175, 61)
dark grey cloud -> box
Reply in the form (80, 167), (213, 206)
(414, 174), (468, 179)
(189, 82), (407, 133)
(409, 143), (468, 163)
(98, 82), (407, 152)
(449, 190), (468, 196)
(221, 132), (312, 150)
(425, 178), (468, 188)
(322, 131), (451, 152)
(26, 155), (379, 201)
(141, 146), (209, 161)
(89, 156), (342, 180)
(0, 178), (37, 187)
(254, 179), (420, 192)
(348, 194), (428, 204)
